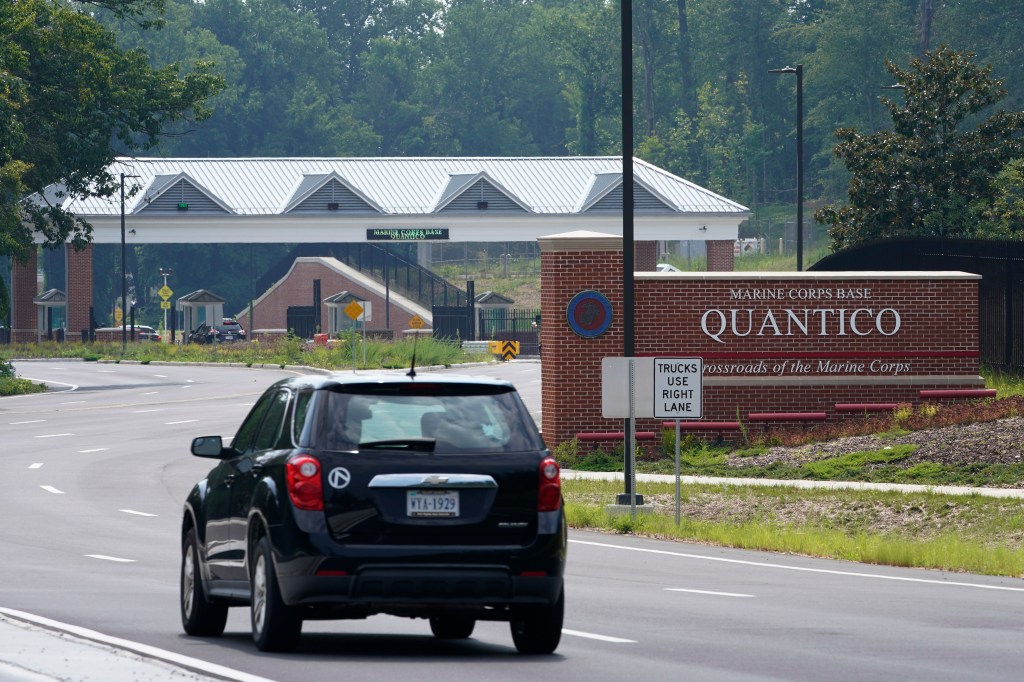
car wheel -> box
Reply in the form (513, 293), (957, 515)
(250, 536), (302, 652)
(180, 528), (228, 637)
(510, 589), (563, 655)
(429, 617), (476, 639)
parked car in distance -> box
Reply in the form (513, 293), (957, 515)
(181, 372), (566, 653)
(213, 318), (246, 342)
(94, 325), (161, 342)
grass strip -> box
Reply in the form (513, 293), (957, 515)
(564, 479), (1024, 578)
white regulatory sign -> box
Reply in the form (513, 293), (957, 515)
(653, 357), (703, 419)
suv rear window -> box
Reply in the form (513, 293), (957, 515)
(313, 383), (543, 453)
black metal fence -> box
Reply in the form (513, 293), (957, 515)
(478, 308), (542, 356)
(811, 237), (1024, 373)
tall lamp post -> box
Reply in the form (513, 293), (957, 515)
(769, 64), (804, 271)
(120, 173), (140, 353)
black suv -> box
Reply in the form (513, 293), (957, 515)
(181, 373), (566, 653)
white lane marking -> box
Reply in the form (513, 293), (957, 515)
(570, 539), (1024, 593)
(665, 588), (755, 598)
(79, 448), (109, 453)
(59, 400), (86, 405)
(140, 391), (158, 396)
(84, 555), (136, 563)
(0, 608), (277, 682)
(35, 433), (73, 439)
(562, 629), (637, 643)
(97, 370), (115, 373)
(180, 385), (192, 389)
(40, 485), (64, 495)
(133, 409), (160, 413)
(186, 379), (195, 383)
(16, 377), (78, 392)
(120, 509), (157, 517)
(165, 419), (198, 425)
(10, 419), (46, 425)
(153, 374), (167, 378)
(29, 463), (43, 469)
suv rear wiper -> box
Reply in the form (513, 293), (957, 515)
(358, 438), (436, 452)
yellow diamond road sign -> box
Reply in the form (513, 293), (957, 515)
(409, 315), (425, 329)
(344, 300), (364, 320)
(158, 285), (173, 301)
(114, 307), (123, 324)
(160, 301), (171, 310)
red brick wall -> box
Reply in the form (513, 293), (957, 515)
(234, 259), (421, 335)
(539, 233), (983, 446)
(11, 249), (38, 342)
(706, 240), (735, 271)
(66, 244), (93, 341)
(635, 241), (658, 271)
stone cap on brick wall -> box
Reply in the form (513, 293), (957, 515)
(537, 230), (621, 252)
(634, 270), (983, 280)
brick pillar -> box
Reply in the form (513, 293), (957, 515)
(66, 243), (93, 341)
(538, 232), (623, 445)
(11, 249), (38, 342)
(706, 240), (735, 271)
(634, 240), (658, 272)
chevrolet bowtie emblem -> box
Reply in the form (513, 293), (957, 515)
(423, 475), (449, 485)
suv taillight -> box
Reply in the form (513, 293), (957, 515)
(537, 457), (561, 512)
(286, 454), (323, 511)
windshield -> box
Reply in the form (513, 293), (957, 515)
(312, 383), (543, 453)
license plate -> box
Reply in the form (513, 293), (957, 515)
(223, 335), (234, 340)
(407, 490), (459, 517)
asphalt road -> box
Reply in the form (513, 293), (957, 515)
(1, 360), (1022, 681)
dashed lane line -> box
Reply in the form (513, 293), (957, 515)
(84, 555), (136, 563)
(133, 409), (160, 413)
(40, 486), (64, 495)
(665, 588), (756, 598)
(28, 463), (43, 469)
(78, 448), (109, 453)
(562, 629), (637, 644)
(9, 420), (46, 425)
(34, 433), (74, 439)
(165, 419), (198, 425)
(119, 510), (157, 517)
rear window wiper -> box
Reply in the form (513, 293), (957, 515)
(358, 438), (436, 452)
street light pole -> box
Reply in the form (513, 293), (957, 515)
(120, 172), (140, 353)
(769, 64), (804, 271)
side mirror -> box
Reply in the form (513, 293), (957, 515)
(191, 435), (225, 458)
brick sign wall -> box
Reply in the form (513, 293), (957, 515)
(538, 231), (983, 445)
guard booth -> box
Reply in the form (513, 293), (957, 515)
(177, 289), (225, 341)
(324, 290), (370, 336)
(33, 289), (67, 341)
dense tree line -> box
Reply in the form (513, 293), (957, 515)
(96, 0), (1024, 216)
(6, 1), (1024, 324)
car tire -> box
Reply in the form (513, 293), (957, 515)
(250, 536), (302, 652)
(429, 617), (476, 639)
(510, 589), (563, 655)
(180, 528), (228, 637)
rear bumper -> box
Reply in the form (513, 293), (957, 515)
(272, 510), (567, 613)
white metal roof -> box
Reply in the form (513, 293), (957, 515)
(40, 156), (750, 244)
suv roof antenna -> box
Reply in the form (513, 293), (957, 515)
(406, 331), (418, 379)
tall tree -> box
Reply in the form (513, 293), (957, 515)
(816, 46), (1024, 249)
(0, 0), (222, 317)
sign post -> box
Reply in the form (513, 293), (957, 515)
(653, 358), (703, 525)
(344, 300), (365, 370)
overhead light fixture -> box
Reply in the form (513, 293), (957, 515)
(698, 225), (707, 232)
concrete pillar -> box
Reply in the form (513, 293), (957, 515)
(11, 249), (38, 342)
(538, 231), (623, 445)
(706, 240), (735, 271)
(66, 243), (93, 341)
